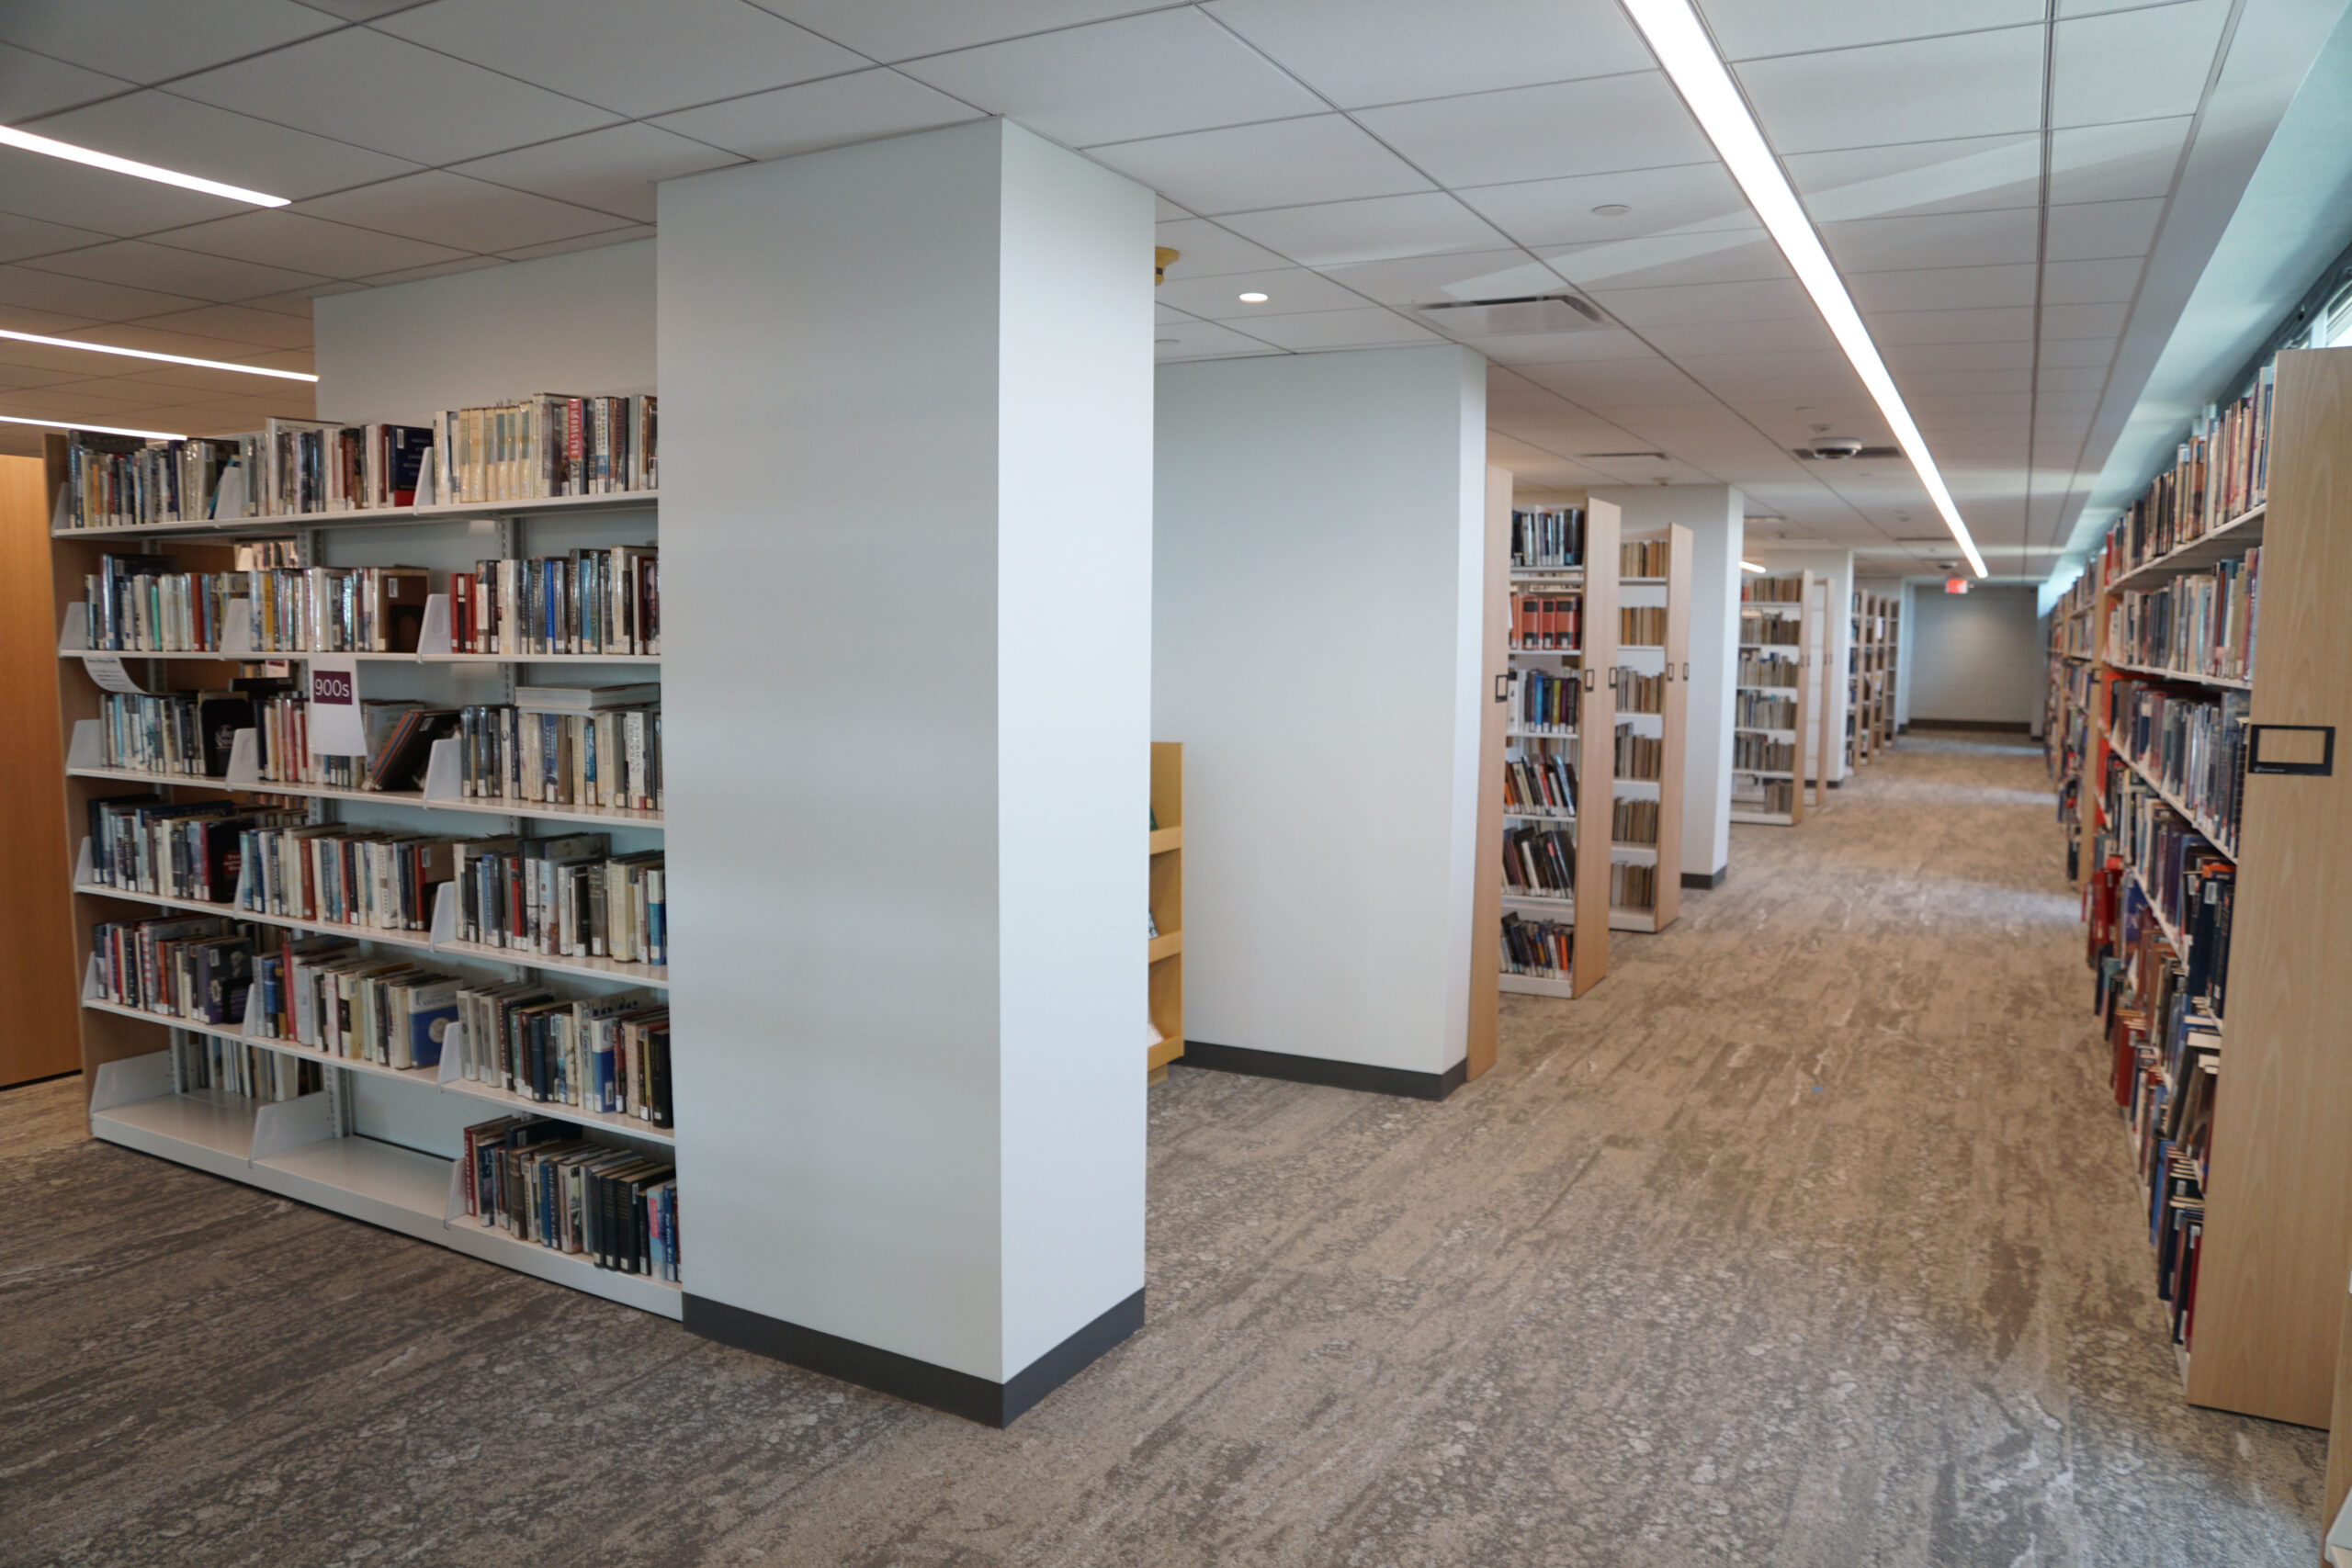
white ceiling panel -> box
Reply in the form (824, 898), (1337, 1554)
(2044, 197), (2165, 261)
(1215, 192), (1508, 267)
(292, 171), (625, 254)
(110, 305), (318, 350)
(379, 0), (867, 118)
(0, 144), (290, 237)
(1866, 306), (2036, 344)
(500, 228), (653, 263)
(2052, 0), (2231, 128)
(1671, 348), (1853, 380)
(170, 29), (621, 166)
(17, 240), (326, 303)
(755, 0), (1167, 62)
(1889, 367), (2032, 397)
(2041, 255), (2144, 305)
(1354, 73), (1712, 189)
(900, 10), (1321, 148)
(1639, 316), (1838, 355)
(451, 124), (744, 225)
(1153, 217), (1295, 280)
(1846, 263), (2036, 312)
(648, 68), (980, 162)
(1820, 209), (2039, 274)
(0, 210), (112, 265)
(1154, 316), (1281, 360)
(1226, 306), (1436, 351)
(1204, 0), (1653, 107)
(2036, 365), (2114, 393)
(2041, 300), (2132, 338)
(1087, 116), (1433, 217)
(1283, 247), (1535, 307)
(1545, 229), (1789, 292)
(2037, 336), (2120, 367)
(1701, 0), (2047, 60)
(1455, 160), (1749, 249)
(151, 209), (471, 278)
(0, 263), (202, 320)
(0, 41), (133, 121)
(1784, 132), (2041, 220)
(1471, 327), (1659, 367)
(1157, 266), (1368, 319)
(1589, 277), (1812, 327)
(1882, 338), (2036, 371)
(2047, 117), (2193, 205)
(358, 255), (507, 286)
(1735, 27), (2044, 153)
(32, 91), (426, 205)
(0, 0), (336, 85)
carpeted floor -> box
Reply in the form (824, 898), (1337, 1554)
(0, 730), (2324, 1566)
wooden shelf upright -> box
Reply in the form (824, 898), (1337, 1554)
(1730, 569), (1812, 825)
(1608, 525), (1688, 933)
(1148, 741), (1184, 1080)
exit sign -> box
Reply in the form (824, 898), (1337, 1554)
(1946, 578), (1970, 594)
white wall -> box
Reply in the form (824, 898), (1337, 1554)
(661, 119), (1150, 1387)
(1906, 583), (2042, 725)
(1589, 486), (1742, 880)
(1156, 345), (1486, 1079)
(315, 241), (655, 423)
(1744, 547), (1854, 784)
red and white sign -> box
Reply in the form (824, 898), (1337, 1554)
(1945, 578), (1971, 594)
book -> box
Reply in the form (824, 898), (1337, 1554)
(513, 682), (662, 712)
(459, 1114), (679, 1280)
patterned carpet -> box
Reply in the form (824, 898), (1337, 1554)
(0, 729), (2324, 1566)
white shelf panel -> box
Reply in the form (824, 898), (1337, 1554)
(1737, 684), (1800, 695)
(437, 1204), (684, 1317)
(91, 1087), (257, 1179)
(62, 647), (658, 666)
(1500, 891), (1575, 912)
(2105, 502), (2265, 592)
(1498, 971), (1574, 998)
(2107, 660), (2252, 692)
(52, 488), (660, 540)
(1730, 810), (1797, 826)
(435, 935), (669, 989)
(68, 764), (664, 830)
(1608, 908), (1658, 933)
(1733, 768), (1797, 779)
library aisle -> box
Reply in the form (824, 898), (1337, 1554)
(0, 732), (2319, 1567)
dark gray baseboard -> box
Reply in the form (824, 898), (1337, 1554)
(1180, 1040), (1466, 1100)
(685, 1286), (1145, 1427)
(1906, 718), (2031, 733)
(1680, 866), (1726, 890)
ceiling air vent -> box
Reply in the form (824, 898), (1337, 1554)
(1792, 437), (1900, 461)
(1578, 451), (1668, 460)
(1417, 292), (1608, 334)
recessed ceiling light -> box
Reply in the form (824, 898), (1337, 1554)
(0, 124), (288, 207)
(1237, 291), (1269, 303)
(1740, 560), (1768, 573)
(0, 412), (185, 440)
(1621, 0), (1986, 579)
(1591, 204), (1633, 217)
(0, 328), (317, 382)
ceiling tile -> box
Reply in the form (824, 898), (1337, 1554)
(110, 305), (316, 349)
(1316, 248), (1559, 307)
(1820, 208), (2039, 274)
(1639, 317), (1836, 355)
(1157, 266), (1368, 320)
(33, 91), (427, 208)
(1355, 73), (1712, 189)
(1861, 306), (2036, 344)
(2041, 301), (2130, 338)
(143, 209), (469, 278)
(451, 123), (742, 225)
(170, 28), (621, 166)
(1735, 27), (2044, 154)
(755, 0), (1164, 62)
(1588, 277), (1812, 327)
(498, 227), (652, 262)
(1547, 229), (1789, 291)
(1472, 326), (1661, 366)
(0, 143), (286, 237)
(1701, 0), (2047, 60)
(0, 40), (134, 121)
(2035, 365), (2112, 393)
(1154, 316), (1281, 360)
(0, 263), (202, 320)
(2052, 0), (2230, 128)
(360, 255), (509, 286)
(1153, 218), (1295, 281)
(2047, 117), (2190, 204)
(2043, 197), (2165, 261)
(379, 0), (867, 118)
(2036, 336), (2118, 367)
(1214, 191), (1510, 267)
(1085, 115), (1432, 216)
(1227, 306), (1437, 351)
(0, 0), (337, 84)
(1672, 349), (1854, 381)
(1786, 132), (2041, 221)
(292, 170), (625, 254)
(17, 239), (328, 303)
(1456, 161), (1750, 250)
(1891, 367), (2031, 397)
(1846, 264), (2036, 312)
(1156, 196), (1191, 220)
(648, 68), (979, 161)
(905, 10), (1323, 148)
(0, 210), (114, 265)
(2041, 255), (2143, 305)
(1882, 338), (2035, 372)
(1203, 0), (1653, 107)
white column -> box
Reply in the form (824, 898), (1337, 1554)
(657, 119), (1152, 1422)
(1155, 345), (1487, 1093)
(1589, 485), (1742, 886)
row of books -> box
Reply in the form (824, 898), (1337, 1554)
(241, 564), (433, 653)
(88, 797), (301, 908)
(457, 699), (663, 812)
(1613, 728), (1660, 782)
(457, 985), (673, 1126)
(2098, 764), (2237, 1010)
(2104, 363), (2273, 575)
(1620, 539), (1669, 578)
(93, 913), (265, 1025)
(1508, 668), (1577, 733)
(245, 939), (458, 1071)
(1741, 577), (1804, 604)
(1503, 749), (1576, 819)
(1509, 592), (1582, 650)
(97, 691), (240, 778)
(83, 555), (241, 654)
(169, 1025), (318, 1103)
(1739, 612), (1800, 648)
(1611, 796), (1657, 846)
(2106, 547), (2259, 685)
(251, 691), (446, 793)
(1498, 912), (1571, 980)
(1510, 506), (1585, 570)
(1737, 651), (1798, 688)
(2105, 677), (2248, 853)
(63, 432), (254, 529)
(1502, 825), (1574, 902)
(238, 826), (450, 933)
(1611, 862), (1657, 909)
(437, 396), (658, 506)
(461, 1116), (679, 1280)
(1736, 693), (1796, 729)
(1620, 605), (1666, 647)
(1733, 735), (1795, 773)
(451, 550), (660, 657)
(1617, 671), (1663, 715)
(452, 835), (668, 965)
(1736, 777), (1795, 815)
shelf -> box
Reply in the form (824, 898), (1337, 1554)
(67, 765), (665, 830)
(435, 934), (669, 989)
(2106, 660), (2253, 692)
(1608, 908), (1659, 934)
(1733, 726), (1796, 737)
(1731, 768), (1796, 780)
(1736, 684), (1800, 695)
(1148, 930), (1183, 964)
(1730, 810), (1797, 826)
(1146, 1034), (1185, 1072)
(2104, 502), (2266, 592)
(1504, 725), (1577, 739)
(90, 1084), (259, 1180)
(2104, 728), (2236, 863)
(1498, 971), (1574, 998)
(62, 646), (658, 666)
(52, 488), (661, 540)
(1510, 567), (1585, 580)
(1500, 890), (1575, 912)
(1509, 645), (1581, 658)
(1148, 825), (1182, 855)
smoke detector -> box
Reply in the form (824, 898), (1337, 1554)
(1416, 292), (1609, 334)
(1795, 436), (1898, 460)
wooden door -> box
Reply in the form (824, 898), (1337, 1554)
(0, 455), (78, 1086)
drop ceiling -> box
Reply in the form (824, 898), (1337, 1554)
(0, 0), (2343, 581)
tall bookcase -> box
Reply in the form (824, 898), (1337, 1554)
(1498, 495), (1619, 998)
(1731, 570), (1812, 826)
(1610, 525), (1688, 933)
(1148, 741), (1183, 1081)
(48, 432), (680, 1317)
(2075, 344), (2352, 1433)
(1880, 597), (1901, 748)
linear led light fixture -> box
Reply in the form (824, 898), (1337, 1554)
(1619, 0), (1988, 578)
(0, 412), (185, 440)
(0, 328), (316, 382)
(0, 125), (288, 207)
(1740, 559), (1767, 573)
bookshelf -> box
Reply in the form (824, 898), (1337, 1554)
(1609, 526), (1689, 934)
(2075, 345), (2352, 1433)
(1808, 576), (1837, 811)
(1731, 570), (1812, 826)
(1881, 599), (1901, 748)
(47, 424), (679, 1318)
(1498, 496), (1620, 998)
(1148, 742), (1183, 1081)
(1843, 592), (1894, 767)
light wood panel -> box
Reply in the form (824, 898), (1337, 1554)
(1651, 524), (1690, 927)
(2188, 346), (2352, 1428)
(1790, 570), (1813, 826)
(1812, 578), (1836, 809)
(1466, 468), (1509, 1078)
(1148, 741), (1184, 1079)
(1573, 501), (1620, 996)
(0, 453), (76, 1087)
